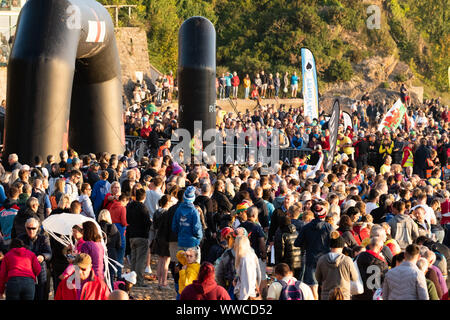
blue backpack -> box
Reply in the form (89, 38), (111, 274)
(279, 279), (304, 300)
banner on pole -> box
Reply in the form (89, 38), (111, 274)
(301, 48), (319, 121)
(326, 99), (340, 171)
(343, 111), (352, 130)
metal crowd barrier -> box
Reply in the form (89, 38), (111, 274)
(125, 135), (312, 163)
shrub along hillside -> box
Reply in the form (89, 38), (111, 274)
(100, 0), (450, 97)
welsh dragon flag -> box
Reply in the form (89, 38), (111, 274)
(378, 99), (407, 132)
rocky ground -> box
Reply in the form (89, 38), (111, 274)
(127, 255), (177, 300)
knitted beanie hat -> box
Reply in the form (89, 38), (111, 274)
(183, 186), (196, 203)
(236, 201), (250, 214)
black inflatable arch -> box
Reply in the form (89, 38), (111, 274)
(4, 0), (125, 164)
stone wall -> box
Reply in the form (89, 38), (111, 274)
(114, 27), (159, 103)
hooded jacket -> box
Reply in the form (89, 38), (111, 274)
(0, 247), (41, 294)
(172, 202), (203, 248)
(315, 252), (358, 300)
(177, 250), (200, 294)
(91, 179), (111, 214)
(0, 198), (20, 240)
(55, 270), (110, 300)
(180, 263), (230, 300)
(294, 218), (332, 266)
(388, 214), (419, 250)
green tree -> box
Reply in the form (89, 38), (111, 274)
(325, 59), (353, 82)
(144, 0), (180, 74)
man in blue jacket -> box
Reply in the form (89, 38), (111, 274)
(172, 186), (203, 263)
(291, 131), (304, 149)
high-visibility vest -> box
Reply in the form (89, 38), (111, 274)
(425, 159), (434, 178)
(158, 145), (168, 157)
(402, 149), (413, 167)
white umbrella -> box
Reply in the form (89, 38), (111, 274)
(42, 213), (96, 239)
(42, 213), (120, 291)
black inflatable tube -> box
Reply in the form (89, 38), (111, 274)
(4, 0), (124, 164)
(177, 16), (216, 139)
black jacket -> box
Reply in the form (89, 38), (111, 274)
(253, 197), (269, 230)
(268, 207), (287, 243)
(211, 191), (233, 215)
(414, 145), (430, 169)
(106, 167), (119, 183)
(126, 201), (152, 239)
(353, 250), (388, 300)
(166, 202), (180, 242)
(370, 206), (390, 224)
(274, 224), (301, 270)
(294, 218), (332, 265)
(153, 208), (171, 242)
(31, 189), (47, 222)
(194, 195), (218, 240)
(99, 221), (121, 261)
(18, 233), (52, 283)
(148, 130), (161, 150)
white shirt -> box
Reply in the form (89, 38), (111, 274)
(366, 202), (378, 215)
(65, 181), (79, 204)
(144, 188), (163, 219)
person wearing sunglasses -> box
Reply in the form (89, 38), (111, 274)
(18, 217), (52, 300)
(55, 253), (110, 300)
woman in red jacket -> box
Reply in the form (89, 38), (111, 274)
(180, 262), (230, 300)
(55, 253), (109, 300)
(0, 238), (41, 300)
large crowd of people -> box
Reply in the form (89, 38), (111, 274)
(0, 76), (448, 301)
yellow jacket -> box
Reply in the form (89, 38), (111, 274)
(379, 141), (394, 155)
(176, 250), (200, 294)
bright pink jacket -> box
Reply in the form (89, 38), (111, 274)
(0, 247), (41, 294)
